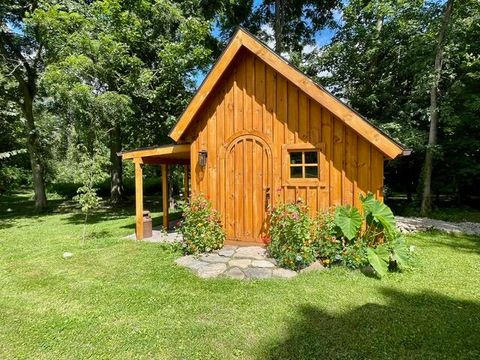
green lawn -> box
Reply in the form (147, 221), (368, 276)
(1, 193), (479, 359)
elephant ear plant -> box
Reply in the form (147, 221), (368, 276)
(333, 193), (414, 277)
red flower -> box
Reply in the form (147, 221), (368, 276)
(261, 234), (271, 244)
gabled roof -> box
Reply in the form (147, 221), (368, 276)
(169, 27), (410, 159)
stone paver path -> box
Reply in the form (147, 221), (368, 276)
(175, 245), (318, 279)
(396, 216), (480, 236)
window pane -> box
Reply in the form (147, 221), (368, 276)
(304, 151), (318, 164)
(290, 152), (302, 164)
(290, 166), (303, 178)
(305, 166), (318, 178)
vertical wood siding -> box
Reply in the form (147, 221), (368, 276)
(184, 50), (385, 241)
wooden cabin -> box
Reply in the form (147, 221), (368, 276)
(122, 28), (410, 243)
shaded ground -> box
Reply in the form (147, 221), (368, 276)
(0, 192), (479, 359)
(263, 289), (480, 359)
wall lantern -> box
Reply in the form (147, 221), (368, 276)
(198, 150), (208, 168)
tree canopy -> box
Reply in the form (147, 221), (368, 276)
(1, 0), (478, 213)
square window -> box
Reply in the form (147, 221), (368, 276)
(290, 166), (303, 178)
(290, 152), (302, 164)
(304, 151), (318, 164)
(286, 148), (322, 181)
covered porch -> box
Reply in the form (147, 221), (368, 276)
(121, 144), (191, 240)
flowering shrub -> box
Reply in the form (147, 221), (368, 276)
(267, 201), (317, 270)
(177, 194), (225, 254)
(314, 209), (341, 265)
(340, 241), (369, 269)
(314, 209), (369, 269)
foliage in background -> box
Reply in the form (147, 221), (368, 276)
(1, 0), (225, 205)
(268, 201), (317, 270)
(1, 0), (479, 215)
(0, 101), (31, 191)
(219, 0), (339, 54)
(177, 194), (225, 255)
(318, 0), (480, 207)
(31, 0), (219, 202)
(0, 1), (49, 210)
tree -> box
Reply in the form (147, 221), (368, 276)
(319, 0), (480, 209)
(420, 0), (455, 216)
(74, 143), (108, 242)
(219, 0), (339, 56)
(0, 1), (48, 210)
(317, 1), (443, 203)
(429, 0), (480, 206)
(33, 0), (219, 203)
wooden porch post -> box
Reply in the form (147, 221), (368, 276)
(134, 158), (144, 240)
(184, 164), (189, 198)
(161, 164), (169, 230)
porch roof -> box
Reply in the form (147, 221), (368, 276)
(120, 143), (191, 241)
(121, 144), (190, 164)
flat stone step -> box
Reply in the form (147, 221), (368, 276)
(251, 260), (275, 268)
(224, 267), (245, 280)
(175, 245), (301, 280)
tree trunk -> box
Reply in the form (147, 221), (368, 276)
(420, 0), (455, 216)
(274, 0), (285, 53)
(21, 83), (47, 211)
(110, 125), (124, 204)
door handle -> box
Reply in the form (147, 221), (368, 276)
(265, 187), (271, 211)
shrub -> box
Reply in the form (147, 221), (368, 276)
(314, 209), (342, 266)
(0, 166), (31, 192)
(177, 194), (225, 254)
(341, 240), (369, 269)
(267, 201), (317, 270)
(315, 209), (369, 269)
(333, 193), (414, 276)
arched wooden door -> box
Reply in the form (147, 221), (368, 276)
(223, 134), (273, 242)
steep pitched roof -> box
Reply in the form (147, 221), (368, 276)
(169, 27), (410, 159)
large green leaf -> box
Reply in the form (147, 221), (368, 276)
(334, 205), (362, 240)
(366, 246), (390, 278)
(391, 240), (411, 270)
(360, 193), (396, 237)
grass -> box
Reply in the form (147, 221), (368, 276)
(1, 192), (479, 359)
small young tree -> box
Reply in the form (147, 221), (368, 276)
(73, 144), (108, 242)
